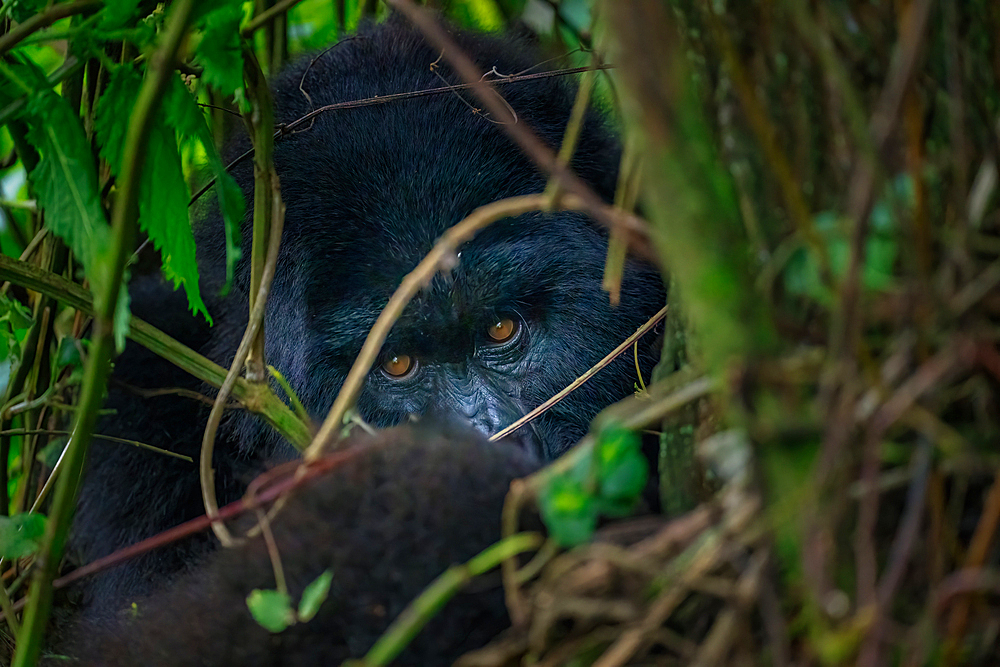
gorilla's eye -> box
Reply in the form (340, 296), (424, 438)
(486, 317), (519, 343)
(382, 354), (415, 378)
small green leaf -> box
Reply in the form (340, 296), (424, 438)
(539, 475), (597, 547)
(0, 296), (32, 333)
(0, 513), (47, 559)
(0, 295), (33, 364)
(215, 171), (245, 290)
(247, 589), (294, 633)
(594, 427), (648, 506)
(55, 337), (83, 370)
(297, 570), (333, 622)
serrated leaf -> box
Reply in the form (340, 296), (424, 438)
(297, 569), (333, 622)
(0, 56), (46, 107)
(139, 122), (209, 321)
(26, 92), (112, 297)
(195, 4), (245, 97)
(98, 71), (211, 324)
(5, 0), (48, 24)
(247, 589), (294, 633)
(539, 475), (597, 547)
(164, 76), (243, 293)
(99, 0), (141, 29)
(0, 513), (47, 559)
(95, 65), (143, 174)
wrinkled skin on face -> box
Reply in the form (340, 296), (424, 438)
(71, 18), (664, 613)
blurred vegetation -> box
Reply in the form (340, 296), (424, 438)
(0, 0), (997, 665)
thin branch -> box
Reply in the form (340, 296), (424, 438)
(200, 174), (286, 547)
(305, 193), (588, 462)
(490, 305), (667, 442)
(241, 0), (306, 37)
(386, 0), (651, 253)
(187, 65), (614, 208)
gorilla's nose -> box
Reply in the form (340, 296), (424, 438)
(425, 400), (542, 460)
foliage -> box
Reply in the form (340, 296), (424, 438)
(0, 512), (45, 560)
(246, 569), (333, 633)
(539, 425), (647, 546)
(2, 0), (997, 665)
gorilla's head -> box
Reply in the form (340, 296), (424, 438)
(198, 19), (665, 460)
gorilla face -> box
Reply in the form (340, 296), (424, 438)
(198, 20), (665, 461)
(73, 18), (663, 612)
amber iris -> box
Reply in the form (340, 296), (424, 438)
(487, 317), (517, 343)
(382, 354), (414, 377)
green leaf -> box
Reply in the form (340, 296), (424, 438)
(139, 121), (209, 321)
(195, 4), (245, 97)
(0, 513), (47, 559)
(26, 92), (112, 296)
(99, 0), (141, 29)
(5, 0), (48, 24)
(98, 70), (213, 324)
(594, 427), (648, 505)
(95, 65), (143, 174)
(784, 195), (899, 303)
(246, 589), (294, 633)
(0, 295), (33, 366)
(214, 170), (245, 290)
(297, 569), (333, 622)
(0, 295), (33, 333)
(55, 336), (83, 370)
(539, 475), (597, 547)
(164, 76), (244, 293)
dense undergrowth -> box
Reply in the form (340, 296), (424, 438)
(0, 0), (997, 665)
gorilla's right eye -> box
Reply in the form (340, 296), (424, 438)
(382, 354), (415, 378)
(486, 317), (519, 344)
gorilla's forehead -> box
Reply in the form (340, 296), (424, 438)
(304, 211), (603, 356)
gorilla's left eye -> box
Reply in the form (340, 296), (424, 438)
(382, 354), (415, 378)
(486, 317), (519, 344)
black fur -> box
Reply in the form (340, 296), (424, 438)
(60, 426), (540, 666)
(72, 18), (664, 612)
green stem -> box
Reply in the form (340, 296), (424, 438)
(0, 254), (311, 449)
(11, 0), (197, 662)
(242, 46), (276, 382)
(354, 532), (543, 667)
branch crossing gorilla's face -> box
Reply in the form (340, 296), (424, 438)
(197, 19), (665, 461)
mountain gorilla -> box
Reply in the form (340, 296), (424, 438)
(62, 426), (540, 666)
(64, 15), (664, 663)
